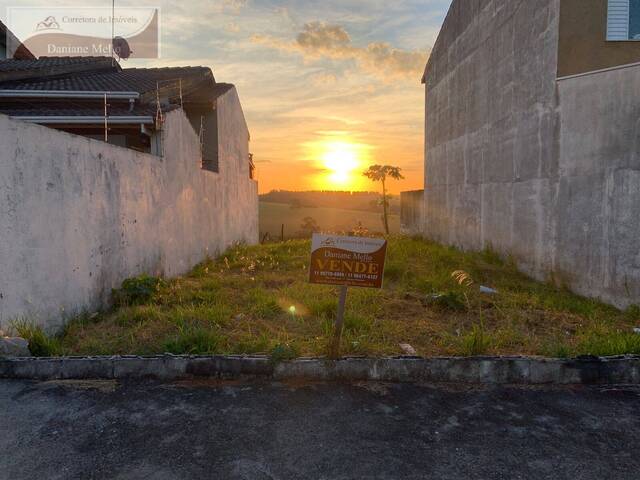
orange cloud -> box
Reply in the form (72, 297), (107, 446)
(252, 21), (429, 81)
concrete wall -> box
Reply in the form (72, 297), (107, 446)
(400, 190), (424, 235)
(558, 0), (640, 77)
(555, 64), (640, 306)
(424, 0), (561, 275)
(0, 89), (258, 330)
(422, 0), (640, 308)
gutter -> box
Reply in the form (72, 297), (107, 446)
(0, 90), (140, 100)
(11, 115), (155, 125)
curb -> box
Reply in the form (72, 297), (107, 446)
(1, 355), (640, 384)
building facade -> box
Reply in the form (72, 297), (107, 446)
(409, 0), (640, 307)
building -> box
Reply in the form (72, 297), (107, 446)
(404, 0), (640, 307)
(0, 54), (258, 330)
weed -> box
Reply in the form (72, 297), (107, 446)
(310, 298), (337, 319)
(163, 327), (222, 355)
(246, 288), (283, 320)
(11, 320), (63, 357)
(625, 305), (640, 322)
(384, 263), (405, 282)
(425, 292), (467, 311)
(115, 305), (163, 327)
(575, 327), (640, 357)
(270, 342), (300, 363)
(231, 334), (271, 355)
(113, 275), (164, 306)
(461, 322), (491, 356)
(541, 340), (572, 359)
(480, 246), (504, 266)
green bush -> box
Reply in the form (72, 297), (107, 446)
(270, 342), (299, 363)
(113, 275), (164, 306)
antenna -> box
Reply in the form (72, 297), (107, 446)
(155, 81), (164, 125)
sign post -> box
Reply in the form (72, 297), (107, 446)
(309, 234), (388, 358)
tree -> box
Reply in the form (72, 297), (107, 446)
(299, 216), (320, 237)
(363, 165), (404, 235)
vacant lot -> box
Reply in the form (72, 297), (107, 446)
(22, 236), (640, 359)
(259, 202), (400, 239)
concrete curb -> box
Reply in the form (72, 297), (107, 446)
(1, 355), (640, 384)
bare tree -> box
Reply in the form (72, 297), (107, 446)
(363, 165), (404, 234)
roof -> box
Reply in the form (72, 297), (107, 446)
(0, 57), (231, 125)
(0, 57), (112, 73)
(0, 101), (173, 118)
(0, 65), (213, 94)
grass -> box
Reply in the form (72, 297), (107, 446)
(259, 202), (400, 239)
(13, 236), (640, 359)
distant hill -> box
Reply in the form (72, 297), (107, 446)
(259, 190), (400, 214)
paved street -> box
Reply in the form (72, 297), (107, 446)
(1, 379), (639, 479)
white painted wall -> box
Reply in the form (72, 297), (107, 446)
(0, 88), (258, 330)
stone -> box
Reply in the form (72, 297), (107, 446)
(399, 343), (417, 356)
(0, 337), (31, 357)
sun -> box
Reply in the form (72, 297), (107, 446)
(302, 135), (372, 190)
(322, 142), (360, 186)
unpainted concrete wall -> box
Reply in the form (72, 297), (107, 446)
(555, 65), (640, 306)
(422, 0), (640, 307)
(400, 190), (424, 235)
(424, 0), (561, 276)
(0, 89), (258, 330)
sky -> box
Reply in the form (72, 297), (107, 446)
(1, 0), (451, 194)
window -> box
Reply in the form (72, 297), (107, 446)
(607, 0), (640, 40)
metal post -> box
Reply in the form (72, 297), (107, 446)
(104, 93), (108, 142)
(330, 285), (348, 358)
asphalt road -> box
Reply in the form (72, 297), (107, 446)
(1, 379), (639, 480)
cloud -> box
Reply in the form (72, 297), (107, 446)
(222, 0), (248, 14)
(252, 21), (429, 81)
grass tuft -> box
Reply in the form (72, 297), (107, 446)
(269, 342), (300, 363)
(11, 320), (63, 357)
(460, 323), (491, 356)
(163, 327), (222, 355)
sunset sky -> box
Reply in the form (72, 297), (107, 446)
(1, 0), (451, 194)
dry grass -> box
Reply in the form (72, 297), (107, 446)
(22, 237), (640, 359)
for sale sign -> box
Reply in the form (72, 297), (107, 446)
(309, 234), (388, 289)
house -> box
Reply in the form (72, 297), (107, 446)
(403, 0), (640, 307)
(0, 53), (258, 330)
